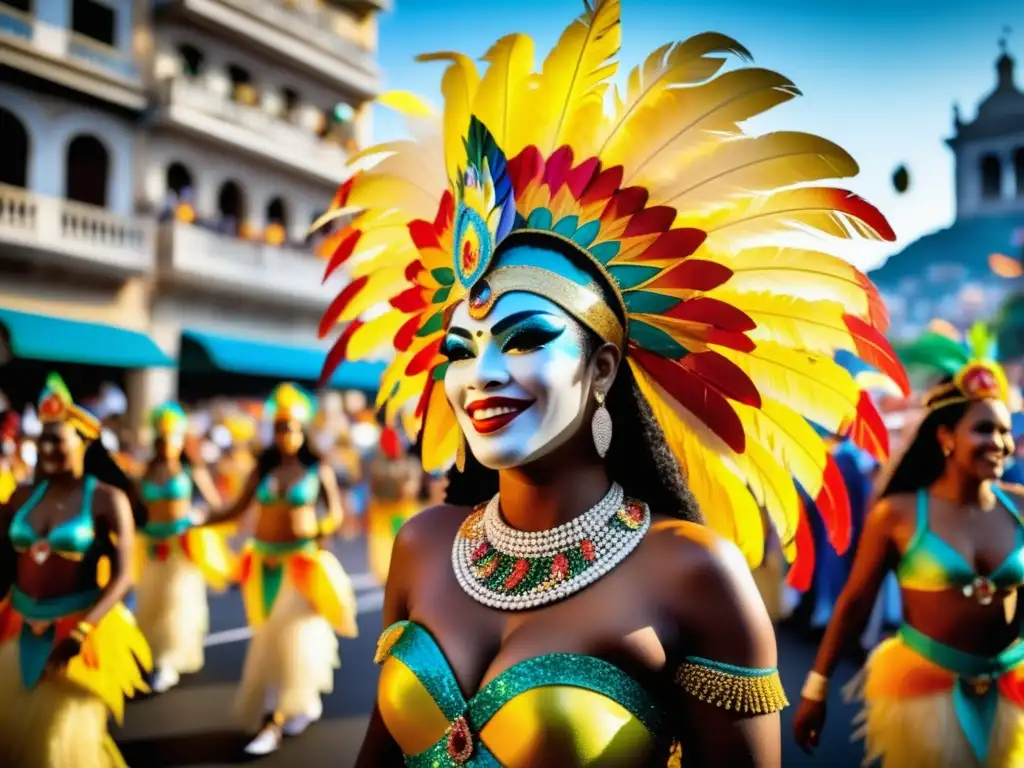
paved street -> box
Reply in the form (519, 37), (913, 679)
(115, 537), (868, 767)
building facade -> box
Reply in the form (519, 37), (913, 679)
(871, 40), (1024, 339)
(0, 0), (384, 422)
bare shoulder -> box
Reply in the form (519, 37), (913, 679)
(647, 519), (776, 668)
(91, 480), (130, 517)
(392, 502), (477, 566)
(997, 482), (1024, 505)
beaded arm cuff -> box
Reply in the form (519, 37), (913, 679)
(675, 656), (789, 714)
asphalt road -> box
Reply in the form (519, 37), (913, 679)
(114, 537), (868, 767)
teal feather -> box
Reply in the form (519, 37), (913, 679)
(623, 290), (682, 315)
(527, 209), (553, 230)
(571, 220), (601, 248)
(629, 320), (690, 359)
(552, 215), (579, 237)
(608, 265), (662, 290)
(589, 241), (620, 264)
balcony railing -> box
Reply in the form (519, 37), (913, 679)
(219, 0), (376, 61)
(158, 77), (350, 183)
(0, 184), (155, 275)
(157, 222), (331, 307)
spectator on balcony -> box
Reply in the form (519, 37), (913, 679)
(175, 187), (197, 224)
(265, 222), (287, 247)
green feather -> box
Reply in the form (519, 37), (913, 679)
(432, 285), (452, 304)
(431, 267), (455, 286)
(629, 320), (689, 359)
(623, 290), (682, 315)
(608, 265), (662, 290)
(43, 372), (72, 404)
(432, 362), (450, 381)
(966, 322), (996, 361)
(897, 332), (969, 377)
(415, 310), (445, 337)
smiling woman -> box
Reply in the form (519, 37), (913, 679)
(308, 1), (903, 765)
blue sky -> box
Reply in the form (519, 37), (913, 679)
(369, 0), (1024, 272)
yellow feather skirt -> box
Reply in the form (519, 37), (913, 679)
(234, 542), (358, 730)
(367, 499), (421, 585)
(0, 600), (151, 767)
(844, 635), (1024, 767)
(133, 528), (232, 675)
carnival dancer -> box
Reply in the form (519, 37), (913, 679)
(135, 403), (234, 693)
(206, 383), (357, 756)
(212, 412), (258, 580)
(795, 325), (1024, 766)
(309, 1), (902, 762)
(0, 373), (151, 767)
(1, 410), (21, 504)
(365, 427), (423, 585)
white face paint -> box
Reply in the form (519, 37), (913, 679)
(443, 292), (592, 470)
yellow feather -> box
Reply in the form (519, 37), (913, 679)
(376, 90), (436, 117)
(386, 368), (429, 424)
(714, 245), (879, 319)
(416, 52), (480, 182)
(733, 398), (828, 498)
(474, 33), (535, 154)
(710, 290), (855, 356)
(335, 267), (409, 323)
(524, 0), (621, 156)
(652, 131), (858, 211)
(346, 310), (412, 360)
(346, 173), (439, 221)
(617, 68), (800, 187)
(630, 359), (765, 565)
(421, 388), (460, 473)
(731, 437), (800, 548)
(375, 354), (408, 411)
(714, 341), (859, 437)
(598, 33), (749, 161)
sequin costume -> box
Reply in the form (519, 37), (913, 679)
(843, 324), (1024, 766)
(234, 384), (358, 735)
(311, 1), (899, 763)
(0, 373), (151, 767)
(134, 403), (233, 690)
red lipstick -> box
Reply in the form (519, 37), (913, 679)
(465, 397), (534, 434)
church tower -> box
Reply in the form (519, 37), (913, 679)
(947, 33), (1024, 219)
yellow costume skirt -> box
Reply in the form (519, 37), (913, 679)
(134, 524), (233, 674)
(0, 589), (152, 768)
(367, 499), (421, 585)
(844, 625), (1024, 767)
(235, 540), (358, 730)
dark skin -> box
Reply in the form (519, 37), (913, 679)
(355, 342), (782, 768)
(794, 398), (1019, 753)
(143, 435), (221, 523)
(0, 421), (136, 673)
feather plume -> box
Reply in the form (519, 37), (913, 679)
(474, 34), (535, 154)
(652, 131), (859, 211)
(525, 0), (622, 155)
(416, 52), (481, 181)
(376, 90), (436, 117)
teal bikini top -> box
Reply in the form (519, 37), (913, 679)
(256, 466), (320, 507)
(140, 469), (192, 503)
(8, 476), (98, 559)
(896, 487), (1024, 592)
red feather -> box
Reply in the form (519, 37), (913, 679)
(645, 259), (733, 292)
(666, 297), (756, 332)
(580, 165), (624, 204)
(394, 314), (422, 352)
(566, 157), (601, 199)
(622, 206), (677, 238)
(319, 276), (369, 338)
(379, 427), (403, 460)
(405, 260), (425, 282)
(842, 314), (911, 396)
(326, 176), (356, 215)
(408, 219), (441, 250)
(849, 390), (889, 461)
(816, 454), (852, 554)
(406, 338), (443, 376)
(631, 347), (746, 452)
(635, 228), (707, 262)
(682, 352), (762, 407)
(322, 229), (362, 282)
(856, 271), (890, 332)
(507, 147), (544, 193)
(603, 187), (648, 220)
(434, 190), (455, 231)
(391, 286), (430, 313)
(542, 146), (574, 193)
(785, 500), (816, 591)
(414, 376), (434, 420)
(319, 319), (364, 387)
(704, 329), (757, 353)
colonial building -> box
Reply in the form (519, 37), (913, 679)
(0, 0), (385, 422)
(870, 39), (1024, 339)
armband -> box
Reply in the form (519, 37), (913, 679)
(318, 516), (339, 537)
(69, 621), (94, 645)
(675, 656), (789, 714)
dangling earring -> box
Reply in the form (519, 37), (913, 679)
(591, 390), (612, 459)
(455, 431), (467, 473)
(943, 444), (953, 458)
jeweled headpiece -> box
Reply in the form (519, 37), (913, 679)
(37, 373), (101, 440)
(310, 0), (906, 567)
(265, 383), (314, 425)
(150, 402), (188, 438)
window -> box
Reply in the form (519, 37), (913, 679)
(281, 87), (301, 120)
(65, 134), (109, 208)
(265, 197), (288, 245)
(0, 108), (29, 188)
(71, 0), (116, 47)
(981, 154), (1002, 200)
(177, 44), (204, 77)
(217, 180), (246, 236)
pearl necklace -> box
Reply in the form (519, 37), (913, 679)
(452, 483), (651, 611)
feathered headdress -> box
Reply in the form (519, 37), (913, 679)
(310, 0), (907, 568)
(150, 402), (188, 438)
(37, 373), (101, 440)
(899, 322), (1012, 411)
(265, 383), (315, 425)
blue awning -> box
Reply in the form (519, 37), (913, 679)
(0, 307), (174, 368)
(181, 328), (384, 392)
